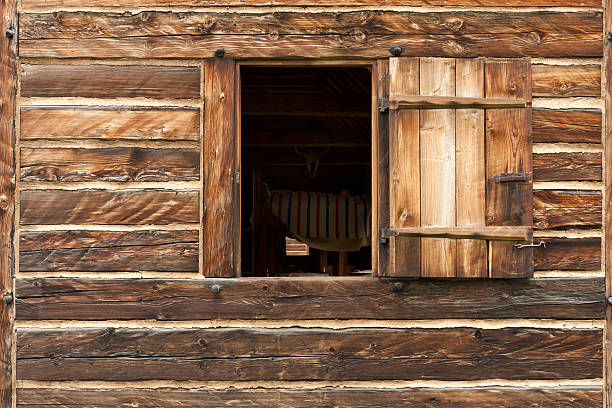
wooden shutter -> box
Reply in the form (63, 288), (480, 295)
(381, 57), (533, 278)
(203, 59), (238, 277)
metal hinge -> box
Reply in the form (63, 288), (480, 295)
(235, 171), (240, 184)
(514, 241), (546, 249)
(488, 172), (529, 184)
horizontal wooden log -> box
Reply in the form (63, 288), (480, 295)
(390, 96), (529, 109)
(532, 64), (601, 97)
(533, 190), (602, 229)
(20, 189), (199, 225)
(19, 33), (603, 59)
(16, 327), (602, 381)
(535, 237), (601, 271)
(21, 65), (201, 99)
(15, 277), (605, 320)
(20, 148), (200, 182)
(19, 230), (199, 272)
(533, 109), (602, 143)
(533, 153), (602, 182)
(388, 226), (532, 241)
(20, 11), (602, 38)
(15, 387), (604, 408)
(20, 106), (200, 141)
(18, 0), (605, 7)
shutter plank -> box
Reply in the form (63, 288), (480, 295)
(388, 57), (420, 277)
(420, 58), (456, 277)
(456, 58), (487, 278)
(485, 59), (533, 278)
(203, 60), (237, 278)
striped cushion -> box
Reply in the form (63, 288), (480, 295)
(269, 190), (370, 240)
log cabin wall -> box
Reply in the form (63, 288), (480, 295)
(7, 0), (608, 407)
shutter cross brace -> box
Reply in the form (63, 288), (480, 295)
(488, 172), (530, 183)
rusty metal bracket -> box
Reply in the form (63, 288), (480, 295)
(607, 32), (612, 42)
(2, 291), (13, 305)
(488, 172), (529, 183)
(378, 98), (390, 113)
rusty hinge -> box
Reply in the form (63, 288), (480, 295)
(514, 241), (546, 249)
(379, 228), (396, 244)
(378, 98), (390, 113)
(488, 172), (529, 184)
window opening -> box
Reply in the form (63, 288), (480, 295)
(240, 66), (372, 277)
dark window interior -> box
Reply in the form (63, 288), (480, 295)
(240, 66), (372, 277)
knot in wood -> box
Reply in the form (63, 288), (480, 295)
(527, 31), (542, 44)
(0, 195), (9, 211)
(350, 31), (366, 41)
(442, 17), (464, 33)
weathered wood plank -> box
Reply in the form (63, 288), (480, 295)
(18, 327), (601, 360)
(456, 58), (487, 278)
(20, 107), (200, 141)
(15, 277), (605, 320)
(0, 0), (16, 403)
(19, 11), (602, 39)
(535, 237), (601, 271)
(16, 327), (602, 381)
(19, 230), (198, 272)
(374, 59), (389, 277)
(18, 0), (605, 7)
(532, 64), (601, 97)
(485, 58), (533, 278)
(18, 33), (603, 59)
(420, 57), (456, 278)
(21, 65), (201, 99)
(203, 60), (236, 278)
(20, 189), (199, 225)
(388, 57), (420, 277)
(15, 387), (605, 408)
(533, 153), (602, 182)
(20, 148), (200, 182)
(533, 109), (602, 143)
(533, 190), (602, 229)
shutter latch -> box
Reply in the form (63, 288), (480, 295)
(514, 241), (546, 249)
(488, 172), (529, 183)
(379, 228), (395, 244)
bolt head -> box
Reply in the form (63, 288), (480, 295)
(214, 49), (225, 58)
(210, 284), (221, 294)
(389, 47), (403, 57)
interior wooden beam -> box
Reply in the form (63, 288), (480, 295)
(242, 94), (369, 117)
(242, 131), (369, 147)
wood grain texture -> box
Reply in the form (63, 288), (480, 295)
(532, 109), (602, 143)
(19, 230), (198, 272)
(20, 107), (200, 141)
(15, 277), (605, 320)
(534, 237), (601, 271)
(18, 0), (605, 6)
(533, 153), (602, 182)
(20, 189), (199, 225)
(203, 60), (236, 278)
(420, 57), (456, 278)
(532, 64), (601, 97)
(19, 11), (602, 38)
(16, 327), (602, 381)
(18, 33), (602, 59)
(456, 58), (487, 278)
(20, 65), (201, 99)
(604, 3), (612, 406)
(485, 58), (533, 278)
(388, 57), (420, 277)
(20, 147), (199, 182)
(533, 190), (602, 229)
(0, 0), (16, 403)
(15, 387), (604, 408)
(374, 59), (389, 277)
